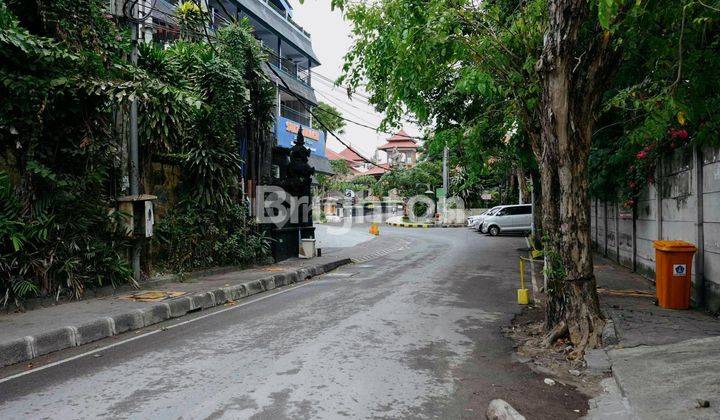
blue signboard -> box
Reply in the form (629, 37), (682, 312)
(275, 116), (326, 157)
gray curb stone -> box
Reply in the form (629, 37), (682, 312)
(272, 273), (287, 287)
(244, 279), (265, 296)
(211, 289), (228, 305)
(167, 297), (192, 318)
(0, 337), (33, 367)
(297, 268), (311, 281)
(602, 319), (619, 346)
(190, 293), (214, 310)
(112, 311), (144, 334)
(486, 399), (526, 420)
(0, 258), (351, 368)
(34, 327), (76, 357)
(76, 318), (114, 346)
(286, 271), (299, 284)
(228, 284), (248, 300)
(141, 303), (171, 326)
(260, 276), (276, 291)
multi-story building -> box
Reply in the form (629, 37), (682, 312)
(149, 0), (333, 185)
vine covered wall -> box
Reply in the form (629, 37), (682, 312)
(0, 0), (274, 306)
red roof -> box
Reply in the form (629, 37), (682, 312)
(326, 149), (344, 161)
(377, 129), (418, 151)
(365, 163), (390, 176)
(337, 147), (367, 162)
(388, 129), (415, 142)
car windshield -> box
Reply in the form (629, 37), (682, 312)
(487, 207), (502, 215)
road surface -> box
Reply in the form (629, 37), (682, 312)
(0, 227), (586, 419)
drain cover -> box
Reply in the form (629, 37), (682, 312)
(119, 291), (186, 302)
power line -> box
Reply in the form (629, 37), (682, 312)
(314, 90), (380, 127)
(127, 2), (430, 142)
(311, 71), (374, 102)
(312, 75), (421, 126)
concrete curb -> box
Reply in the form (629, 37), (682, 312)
(0, 258), (352, 368)
(385, 222), (464, 228)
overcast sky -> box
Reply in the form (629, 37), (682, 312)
(290, 0), (422, 161)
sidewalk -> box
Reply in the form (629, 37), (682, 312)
(586, 255), (720, 419)
(0, 233), (408, 368)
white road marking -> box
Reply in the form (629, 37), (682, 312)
(0, 281), (313, 384)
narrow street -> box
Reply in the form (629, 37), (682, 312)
(0, 227), (585, 419)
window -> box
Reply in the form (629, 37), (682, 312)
(501, 206), (531, 215)
(487, 207), (502, 215)
(505, 205), (532, 215)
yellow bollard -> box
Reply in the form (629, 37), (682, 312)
(369, 222), (380, 236)
(517, 259), (530, 305)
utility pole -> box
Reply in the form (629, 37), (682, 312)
(442, 145), (448, 224)
(129, 5), (141, 283)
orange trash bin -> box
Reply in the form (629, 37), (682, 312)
(653, 240), (697, 309)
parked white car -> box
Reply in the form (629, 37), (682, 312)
(480, 204), (532, 236)
(467, 207), (501, 229)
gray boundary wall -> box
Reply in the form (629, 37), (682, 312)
(591, 145), (720, 312)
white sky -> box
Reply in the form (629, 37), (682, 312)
(289, 0), (423, 161)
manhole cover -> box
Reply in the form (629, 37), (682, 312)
(119, 291), (186, 302)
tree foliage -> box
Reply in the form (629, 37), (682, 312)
(0, 0), (273, 304)
(340, 0), (543, 208)
(314, 102), (346, 134)
(339, 0), (720, 352)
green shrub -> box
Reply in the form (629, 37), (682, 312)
(153, 202), (271, 274)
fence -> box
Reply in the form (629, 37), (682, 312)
(591, 145), (720, 311)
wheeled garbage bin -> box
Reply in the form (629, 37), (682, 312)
(652, 240), (697, 309)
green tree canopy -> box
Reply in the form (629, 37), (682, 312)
(314, 102), (346, 134)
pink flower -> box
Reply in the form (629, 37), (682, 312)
(673, 129), (689, 140)
(636, 151), (647, 159)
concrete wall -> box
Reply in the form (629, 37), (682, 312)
(592, 146), (720, 312)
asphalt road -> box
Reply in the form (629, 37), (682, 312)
(0, 227), (586, 419)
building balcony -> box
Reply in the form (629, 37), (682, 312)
(280, 104), (311, 127)
(233, 0), (319, 65)
(267, 50), (311, 86)
(259, 0), (311, 39)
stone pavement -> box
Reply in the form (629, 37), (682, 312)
(594, 255), (720, 347)
(586, 255), (720, 419)
(0, 231), (407, 368)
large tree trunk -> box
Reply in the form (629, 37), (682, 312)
(529, 168), (543, 248)
(557, 124), (604, 353)
(535, 0), (620, 355)
(539, 122), (563, 331)
(516, 167), (530, 204)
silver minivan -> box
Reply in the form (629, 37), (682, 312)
(480, 204), (532, 236)
(467, 206), (501, 229)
